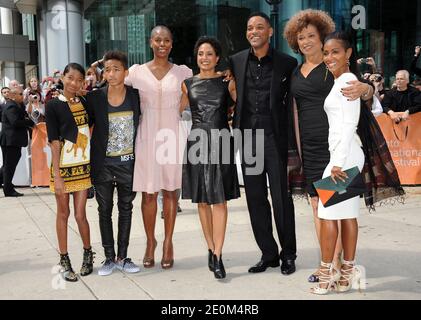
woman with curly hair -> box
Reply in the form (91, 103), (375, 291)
(283, 9), (374, 283)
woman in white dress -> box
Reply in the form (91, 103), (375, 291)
(311, 32), (365, 295)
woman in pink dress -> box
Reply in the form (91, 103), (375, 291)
(126, 26), (192, 269)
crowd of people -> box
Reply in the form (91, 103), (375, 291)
(356, 46), (421, 122)
(0, 8), (418, 295)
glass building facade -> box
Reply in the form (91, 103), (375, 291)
(82, 0), (421, 83)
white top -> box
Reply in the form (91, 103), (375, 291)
(371, 95), (384, 117)
(324, 72), (362, 168)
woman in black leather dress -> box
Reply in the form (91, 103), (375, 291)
(180, 36), (240, 279)
(284, 10), (374, 283)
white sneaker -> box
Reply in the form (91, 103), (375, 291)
(116, 258), (140, 274)
(98, 259), (116, 276)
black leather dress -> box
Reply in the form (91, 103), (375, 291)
(182, 76), (240, 205)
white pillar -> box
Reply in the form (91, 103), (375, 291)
(1, 7), (14, 34)
(38, 0), (84, 78)
(2, 62), (26, 86)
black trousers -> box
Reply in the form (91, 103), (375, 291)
(241, 133), (297, 262)
(94, 164), (136, 260)
(0, 146), (22, 194)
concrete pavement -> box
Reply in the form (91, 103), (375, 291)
(0, 187), (420, 300)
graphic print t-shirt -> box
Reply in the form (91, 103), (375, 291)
(105, 95), (135, 165)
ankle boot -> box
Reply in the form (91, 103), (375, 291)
(208, 250), (214, 272)
(80, 247), (95, 277)
(59, 253), (78, 282)
(213, 254), (226, 279)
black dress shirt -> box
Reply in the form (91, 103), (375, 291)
(242, 48), (273, 133)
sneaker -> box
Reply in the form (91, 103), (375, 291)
(98, 258), (116, 276)
(116, 258), (140, 274)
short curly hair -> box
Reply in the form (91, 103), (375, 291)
(283, 9), (336, 54)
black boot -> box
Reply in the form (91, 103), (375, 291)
(59, 254), (78, 282)
(213, 254), (226, 279)
(80, 247), (95, 277)
(208, 249), (214, 272)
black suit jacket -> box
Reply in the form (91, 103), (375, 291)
(86, 85), (141, 180)
(0, 100), (34, 147)
(229, 48), (298, 159)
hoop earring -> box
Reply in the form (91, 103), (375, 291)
(347, 60), (351, 66)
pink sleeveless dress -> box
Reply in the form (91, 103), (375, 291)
(126, 63), (193, 193)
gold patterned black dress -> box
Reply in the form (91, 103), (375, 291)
(49, 100), (92, 193)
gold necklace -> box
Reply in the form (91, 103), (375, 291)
(58, 94), (80, 104)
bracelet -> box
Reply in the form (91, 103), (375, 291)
(362, 85), (371, 99)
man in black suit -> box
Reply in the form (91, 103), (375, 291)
(0, 87), (11, 120)
(229, 12), (298, 275)
(0, 87), (34, 196)
(1, 87), (10, 105)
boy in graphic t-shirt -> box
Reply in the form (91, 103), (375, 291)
(86, 51), (141, 276)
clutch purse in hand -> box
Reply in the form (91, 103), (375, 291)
(313, 167), (366, 208)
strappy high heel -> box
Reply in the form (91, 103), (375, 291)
(143, 239), (157, 268)
(310, 262), (340, 295)
(337, 260), (362, 293)
(161, 240), (174, 270)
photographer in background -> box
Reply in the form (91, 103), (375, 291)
(365, 74), (385, 117)
(26, 90), (46, 124)
(44, 77), (63, 104)
(358, 57), (377, 77)
(369, 73), (387, 101)
(410, 46), (421, 77)
(383, 70), (421, 123)
(23, 78), (44, 106)
(90, 58), (107, 89)
(85, 67), (100, 92)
